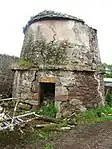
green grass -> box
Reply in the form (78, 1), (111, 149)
(44, 143), (54, 149)
(76, 105), (112, 125)
(105, 93), (112, 106)
(35, 103), (112, 125)
(36, 104), (57, 118)
(34, 101), (112, 128)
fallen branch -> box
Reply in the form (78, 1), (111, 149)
(0, 98), (17, 102)
(36, 123), (58, 128)
(34, 113), (63, 124)
(10, 98), (20, 131)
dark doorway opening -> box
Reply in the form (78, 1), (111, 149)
(40, 83), (55, 106)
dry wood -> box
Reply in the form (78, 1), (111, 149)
(36, 123), (59, 128)
(0, 98), (17, 102)
(34, 113), (62, 123)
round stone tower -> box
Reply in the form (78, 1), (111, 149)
(13, 10), (104, 116)
(21, 10), (101, 67)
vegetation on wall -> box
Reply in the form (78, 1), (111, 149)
(18, 59), (33, 69)
(21, 33), (73, 66)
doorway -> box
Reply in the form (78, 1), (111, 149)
(40, 82), (55, 106)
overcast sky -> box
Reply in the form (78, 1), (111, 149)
(0, 0), (112, 64)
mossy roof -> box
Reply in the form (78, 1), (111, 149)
(23, 10), (84, 34)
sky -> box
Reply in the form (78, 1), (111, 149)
(0, 0), (112, 64)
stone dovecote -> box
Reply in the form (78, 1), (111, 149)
(12, 10), (105, 117)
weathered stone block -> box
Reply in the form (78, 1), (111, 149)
(31, 81), (39, 93)
(18, 103), (31, 110)
(55, 86), (68, 101)
(69, 99), (83, 106)
(39, 77), (56, 83)
(32, 93), (40, 103)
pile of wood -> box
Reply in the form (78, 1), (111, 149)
(0, 98), (76, 132)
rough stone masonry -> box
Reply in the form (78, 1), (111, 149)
(0, 54), (19, 99)
(12, 10), (105, 117)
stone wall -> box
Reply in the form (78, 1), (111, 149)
(13, 69), (104, 110)
(0, 54), (19, 98)
(12, 70), (36, 99)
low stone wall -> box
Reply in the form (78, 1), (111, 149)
(0, 54), (19, 98)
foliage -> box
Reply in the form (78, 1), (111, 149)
(18, 59), (33, 69)
(22, 34), (73, 65)
(105, 93), (112, 106)
(104, 73), (112, 78)
(76, 105), (112, 125)
(44, 143), (54, 149)
(36, 104), (57, 118)
(38, 130), (52, 140)
(103, 63), (112, 78)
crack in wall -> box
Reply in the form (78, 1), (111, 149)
(94, 73), (105, 106)
(31, 71), (38, 92)
(49, 26), (57, 43)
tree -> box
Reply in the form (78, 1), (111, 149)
(103, 63), (112, 78)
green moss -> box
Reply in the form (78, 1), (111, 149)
(18, 59), (33, 69)
(23, 38), (73, 66)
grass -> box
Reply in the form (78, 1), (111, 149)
(0, 103), (112, 149)
(76, 105), (112, 125)
(36, 104), (57, 118)
(44, 143), (54, 149)
(35, 103), (112, 126)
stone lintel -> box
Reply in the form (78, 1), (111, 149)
(39, 77), (56, 83)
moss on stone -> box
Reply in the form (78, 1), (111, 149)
(22, 37), (73, 66)
(18, 59), (33, 69)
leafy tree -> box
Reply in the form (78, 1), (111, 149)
(103, 63), (112, 78)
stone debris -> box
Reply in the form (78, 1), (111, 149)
(59, 99), (87, 118)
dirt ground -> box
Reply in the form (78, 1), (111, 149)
(54, 121), (112, 149)
(0, 121), (112, 149)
